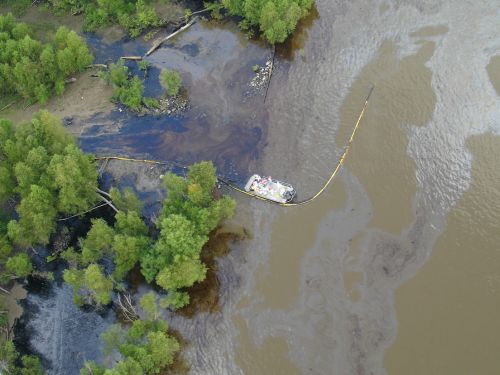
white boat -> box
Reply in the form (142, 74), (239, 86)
(244, 174), (296, 203)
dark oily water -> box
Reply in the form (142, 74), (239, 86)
(79, 20), (271, 181)
(15, 278), (115, 374)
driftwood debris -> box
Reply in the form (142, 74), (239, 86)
(65, 77), (77, 84)
(86, 63), (108, 69)
(264, 45), (276, 103)
(117, 293), (139, 322)
(120, 56), (143, 61)
(189, 8), (211, 16)
(146, 16), (198, 56)
(0, 286), (10, 295)
(0, 101), (15, 113)
(96, 188), (119, 213)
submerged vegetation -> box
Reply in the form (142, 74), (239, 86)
(0, 13), (93, 104)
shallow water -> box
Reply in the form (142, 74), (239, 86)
(80, 20), (271, 181)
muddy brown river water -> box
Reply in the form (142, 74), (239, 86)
(4, 1), (500, 374)
(219, 1), (500, 375)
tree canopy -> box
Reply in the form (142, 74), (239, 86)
(0, 111), (99, 247)
(141, 161), (235, 308)
(0, 14), (93, 104)
(48, 0), (161, 37)
(101, 61), (145, 111)
(221, 0), (314, 43)
(0, 111), (99, 283)
(82, 295), (180, 375)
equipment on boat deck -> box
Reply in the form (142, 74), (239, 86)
(244, 174), (296, 203)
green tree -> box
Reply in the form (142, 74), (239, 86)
(159, 69), (182, 97)
(109, 187), (143, 213)
(0, 14), (93, 103)
(98, 318), (179, 375)
(139, 292), (159, 321)
(84, 264), (113, 305)
(0, 340), (44, 375)
(5, 253), (33, 278)
(48, 144), (99, 214)
(64, 264), (113, 306)
(7, 184), (57, 246)
(18, 355), (44, 375)
(140, 161), (235, 308)
(156, 258), (206, 291)
(221, 0), (313, 43)
(80, 361), (106, 375)
(79, 219), (114, 265)
(0, 111), (98, 248)
(104, 61), (145, 111)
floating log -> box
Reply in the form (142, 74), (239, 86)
(121, 56), (143, 61)
(190, 8), (211, 16)
(86, 63), (108, 69)
(145, 16), (198, 56)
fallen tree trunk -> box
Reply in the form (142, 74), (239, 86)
(86, 63), (108, 69)
(0, 101), (16, 113)
(121, 56), (143, 61)
(146, 16), (198, 56)
(117, 293), (139, 322)
(98, 194), (119, 213)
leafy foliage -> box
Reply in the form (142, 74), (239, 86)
(0, 112), (99, 247)
(141, 161), (235, 308)
(0, 112), (99, 282)
(63, 264), (113, 306)
(159, 69), (182, 97)
(0, 14), (93, 104)
(102, 61), (145, 111)
(85, 309), (180, 375)
(48, 0), (161, 37)
(0, 340), (44, 375)
(63, 188), (150, 305)
(109, 187), (143, 213)
(5, 253), (33, 278)
(220, 0), (314, 43)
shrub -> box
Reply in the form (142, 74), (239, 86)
(159, 69), (182, 97)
